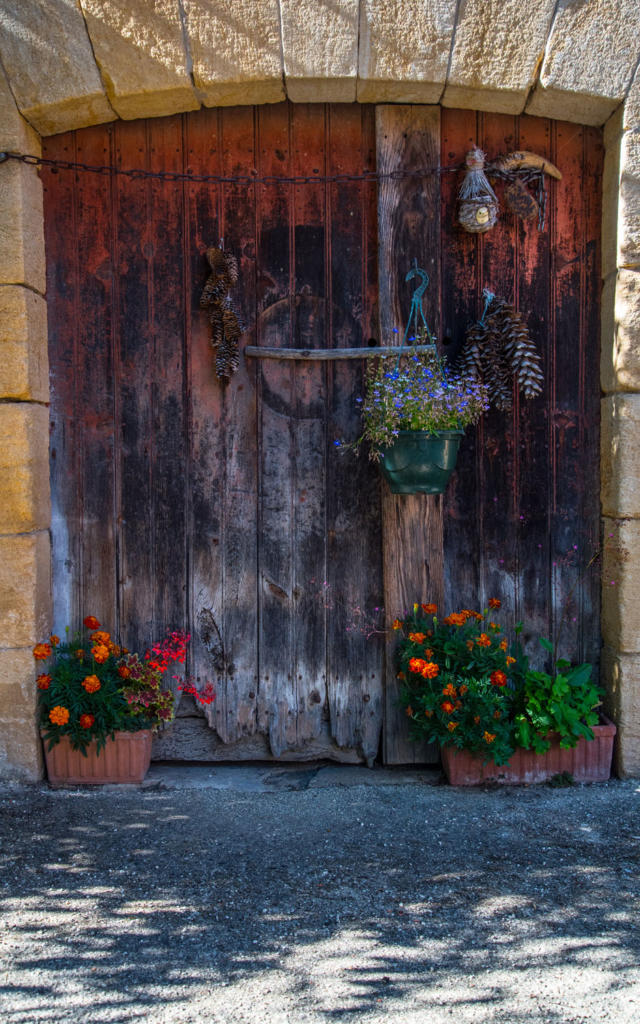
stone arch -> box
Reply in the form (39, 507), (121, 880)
(1, 0), (639, 778)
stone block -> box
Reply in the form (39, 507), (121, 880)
(442, 0), (555, 115)
(602, 109), (623, 281)
(623, 62), (640, 132)
(0, 648), (39, 716)
(601, 271), (640, 394)
(0, 531), (51, 649)
(0, 404), (51, 533)
(0, 160), (46, 294)
(601, 645), (640, 778)
(525, 0), (640, 126)
(79, 0), (198, 120)
(0, 62), (40, 154)
(601, 394), (640, 517)
(601, 518), (640, 652)
(618, 128), (640, 270)
(0, 286), (49, 401)
(357, 0), (455, 105)
(184, 0), (284, 107)
(0, 714), (43, 782)
(281, 0), (358, 102)
(0, 0), (115, 135)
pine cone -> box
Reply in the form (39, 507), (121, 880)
(499, 304), (544, 399)
(458, 322), (485, 379)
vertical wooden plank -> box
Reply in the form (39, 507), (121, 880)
(216, 105), (259, 743)
(42, 132), (82, 634)
(581, 127), (603, 667)
(114, 120), (154, 654)
(550, 120), (586, 664)
(147, 115), (188, 638)
(184, 107), (225, 730)
(376, 105), (442, 765)
(516, 114), (553, 658)
(478, 113), (518, 622)
(441, 109), (482, 617)
(326, 104), (383, 765)
(255, 102), (293, 748)
(73, 125), (117, 632)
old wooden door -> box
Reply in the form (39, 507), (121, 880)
(43, 103), (603, 765)
(44, 104), (383, 764)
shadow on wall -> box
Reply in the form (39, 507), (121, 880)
(0, 782), (639, 1020)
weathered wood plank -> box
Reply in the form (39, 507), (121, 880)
(326, 102), (383, 766)
(441, 108), (482, 618)
(184, 107), (226, 732)
(377, 105), (442, 765)
(244, 344), (438, 360)
(42, 132), (83, 635)
(114, 120), (154, 654)
(147, 115), (188, 640)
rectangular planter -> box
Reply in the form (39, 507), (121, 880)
(43, 730), (152, 787)
(441, 717), (616, 786)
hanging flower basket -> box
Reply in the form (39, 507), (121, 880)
(380, 429), (464, 494)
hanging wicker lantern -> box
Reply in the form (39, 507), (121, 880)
(457, 147), (499, 234)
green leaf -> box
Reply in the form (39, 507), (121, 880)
(539, 638), (554, 653)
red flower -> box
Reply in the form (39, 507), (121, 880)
(490, 670), (507, 687)
(37, 673), (51, 690)
(440, 700), (455, 714)
(488, 598), (501, 610)
(79, 713), (95, 729)
(83, 616), (101, 630)
(421, 604), (437, 615)
(33, 643), (52, 660)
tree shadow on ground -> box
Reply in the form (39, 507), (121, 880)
(0, 780), (639, 1022)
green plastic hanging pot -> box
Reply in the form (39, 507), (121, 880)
(380, 429), (464, 494)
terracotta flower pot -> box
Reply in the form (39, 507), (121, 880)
(42, 729), (153, 787)
(441, 717), (616, 786)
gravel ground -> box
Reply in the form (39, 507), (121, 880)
(0, 766), (639, 1023)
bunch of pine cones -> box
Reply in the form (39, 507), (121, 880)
(458, 295), (543, 411)
(199, 246), (243, 383)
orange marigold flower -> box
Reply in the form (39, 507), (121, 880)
(441, 700), (455, 714)
(447, 721), (459, 732)
(75, 649), (85, 660)
(79, 713), (95, 729)
(490, 670), (507, 687)
(493, 710), (501, 720)
(90, 630), (111, 645)
(499, 639), (508, 651)
(470, 611), (484, 621)
(443, 613), (467, 627)
(506, 655), (516, 666)
(49, 705), (69, 726)
(108, 642), (121, 656)
(424, 709), (433, 718)
(392, 619), (403, 630)
(409, 657), (427, 675)
(466, 640), (474, 651)
(459, 685), (468, 696)
(82, 674), (101, 694)
(397, 671), (406, 681)
(483, 731), (496, 743)
(442, 683), (457, 697)
(83, 616), (101, 630)
(489, 622), (501, 632)
(424, 648), (433, 658)
(33, 642), (51, 660)
(92, 644), (110, 664)
(421, 662), (439, 679)
(37, 673), (51, 690)
(475, 633), (492, 647)
(405, 705), (414, 717)
(421, 604), (437, 615)
(49, 635), (60, 647)
(488, 598), (501, 610)
(409, 632), (426, 644)
(474, 715), (481, 725)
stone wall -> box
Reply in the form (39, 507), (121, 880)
(1, 0), (640, 777)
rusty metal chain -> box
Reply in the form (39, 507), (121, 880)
(0, 149), (461, 186)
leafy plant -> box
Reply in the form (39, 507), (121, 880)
(341, 328), (489, 460)
(395, 602), (603, 765)
(35, 617), (191, 755)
